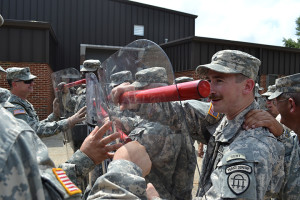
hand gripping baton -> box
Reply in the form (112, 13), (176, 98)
(119, 80), (210, 104)
(55, 79), (86, 91)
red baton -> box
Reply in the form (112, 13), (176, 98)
(119, 80), (210, 104)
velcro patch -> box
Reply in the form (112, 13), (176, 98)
(52, 168), (82, 195)
(226, 154), (246, 162)
(226, 164), (252, 174)
(13, 109), (26, 115)
(208, 103), (219, 119)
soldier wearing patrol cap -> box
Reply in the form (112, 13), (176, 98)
(261, 85), (280, 118)
(76, 59), (101, 113)
(246, 73), (300, 199)
(174, 76), (194, 84)
(5, 67), (86, 137)
(266, 73), (300, 199)
(111, 49), (285, 199)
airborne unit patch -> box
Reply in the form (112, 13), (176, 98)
(52, 168), (82, 195)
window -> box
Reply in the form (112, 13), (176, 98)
(134, 25), (144, 36)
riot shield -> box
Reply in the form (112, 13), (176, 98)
(51, 68), (82, 119)
(51, 68), (86, 155)
(98, 39), (204, 199)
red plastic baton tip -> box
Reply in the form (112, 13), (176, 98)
(198, 80), (210, 98)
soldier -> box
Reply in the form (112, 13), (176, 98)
(255, 83), (267, 110)
(112, 50), (285, 199)
(5, 67), (86, 137)
(262, 85), (280, 118)
(244, 73), (300, 199)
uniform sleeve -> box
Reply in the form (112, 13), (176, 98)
(59, 150), (95, 189)
(6, 104), (70, 137)
(87, 160), (149, 199)
(0, 130), (46, 200)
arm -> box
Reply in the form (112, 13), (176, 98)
(59, 122), (123, 187)
(87, 141), (156, 199)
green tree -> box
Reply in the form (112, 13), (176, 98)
(283, 16), (300, 48)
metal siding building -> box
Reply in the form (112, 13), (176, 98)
(161, 36), (300, 77)
(0, 0), (196, 71)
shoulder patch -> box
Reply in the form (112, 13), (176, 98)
(13, 109), (26, 115)
(52, 168), (82, 195)
(227, 171), (250, 195)
(208, 103), (219, 119)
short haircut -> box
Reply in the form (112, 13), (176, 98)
(281, 92), (300, 106)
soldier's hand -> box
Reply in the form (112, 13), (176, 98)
(198, 142), (204, 158)
(53, 98), (60, 118)
(243, 109), (284, 137)
(80, 121), (123, 165)
(57, 82), (69, 94)
(146, 183), (160, 200)
(68, 106), (87, 128)
(113, 141), (152, 177)
(111, 82), (139, 110)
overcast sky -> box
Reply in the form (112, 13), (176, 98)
(131, 0), (300, 47)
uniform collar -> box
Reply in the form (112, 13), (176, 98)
(213, 101), (259, 143)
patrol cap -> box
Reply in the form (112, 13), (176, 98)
(262, 85), (276, 97)
(269, 73), (300, 100)
(175, 76), (194, 84)
(132, 67), (168, 89)
(254, 83), (264, 98)
(196, 50), (261, 80)
(109, 70), (133, 88)
(6, 67), (37, 80)
(0, 14), (4, 27)
(81, 59), (101, 72)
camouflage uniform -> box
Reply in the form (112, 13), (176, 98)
(122, 50), (285, 199)
(106, 68), (185, 199)
(268, 73), (300, 199)
(0, 102), (152, 199)
(5, 67), (70, 137)
(255, 83), (267, 110)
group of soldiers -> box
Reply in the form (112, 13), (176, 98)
(1, 12), (300, 200)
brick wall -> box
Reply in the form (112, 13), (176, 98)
(0, 62), (54, 120)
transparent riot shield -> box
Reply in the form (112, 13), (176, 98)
(51, 68), (82, 119)
(51, 68), (84, 159)
(97, 39), (210, 199)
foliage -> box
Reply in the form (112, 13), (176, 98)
(283, 16), (300, 48)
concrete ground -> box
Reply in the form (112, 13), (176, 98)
(42, 132), (203, 196)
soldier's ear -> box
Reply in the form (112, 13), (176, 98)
(288, 98), (297, 113)
(242, 79), (254, 95)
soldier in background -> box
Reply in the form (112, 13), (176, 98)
(5, 67), (86, 137)
(262, 85), (280, 118)
(255, 83), (267, 110)
(0, 66), (11, 104)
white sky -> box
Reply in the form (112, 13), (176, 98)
(130, 0), (300, 47)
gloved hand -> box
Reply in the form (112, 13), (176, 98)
(57, 82), (69, 94)
(67, 106), (87, 128)
(52, 98), (60, 118)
